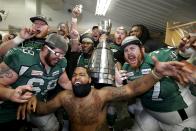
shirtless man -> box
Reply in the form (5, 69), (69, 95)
(18, 59), (190, 131)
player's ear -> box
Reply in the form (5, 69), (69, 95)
(88, 77), (92, 84)
(141, 46), (145, 54)
(42, 45), (48, 51)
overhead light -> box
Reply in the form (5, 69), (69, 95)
(95, 0), (111, 16)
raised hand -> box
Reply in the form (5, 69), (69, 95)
(19, 27), (38, 40)
(180, 35), (196, 50)
(72, 5), (82, 18)
(152, 56), (185, 77)
(152, 56), (194, 85)
(178, 35), (196, 59)
(180, 60), (196, 84)
(115, 66), (128, 86)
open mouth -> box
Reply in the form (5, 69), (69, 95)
(117, 37), (121, 41)
(128, 55), (137, 64)
(94, 35), (98, 38)
(116, 37), (122, 44)
(54, 60), (58, 63)
(74, 81), (81, 85)
(37, 30), (41, 33)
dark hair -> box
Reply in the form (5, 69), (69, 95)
(75, 66), (91, 77)
(130, 24), (151, 43)
(92, 26), (99, 30)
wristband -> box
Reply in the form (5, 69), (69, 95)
(12, 36), (25, 46)
(151, 69), (162, 80)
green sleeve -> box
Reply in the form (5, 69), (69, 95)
(3, 48), (21, 73)
(146, 48), (180, 66)
(59, 58), (67, 69)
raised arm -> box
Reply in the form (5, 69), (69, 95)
(70, 5), (82, 52)
(17, 91), (69, 120)
(35, 91), (65, 115)
(102, 70), (159, 103)
(70, 5), (81, 33)
(102, 57), (188, 103)
(0, 28), (37, 56)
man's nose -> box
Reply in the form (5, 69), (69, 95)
(75, 75), (80, 80)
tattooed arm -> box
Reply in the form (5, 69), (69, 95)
(17, 90), (69, 120)
(102, 57), (188, 103)
(101, 72), (159, 103)
(35, 91), (66, 115)
(0, 62), (32, 103)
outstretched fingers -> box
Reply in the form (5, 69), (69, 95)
(17, 103), (27, 120)
(169, 61), (185, 68)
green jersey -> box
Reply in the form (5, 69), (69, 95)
(123, 48), (188, 112)
(19, 37), (45, 49)
(110, 43), (124, 64)
(77, 53), (91, 68)
(110, 43), (123, 53)
(0, 47), (67, 123)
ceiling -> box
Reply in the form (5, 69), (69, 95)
(0, 0), (196, 34)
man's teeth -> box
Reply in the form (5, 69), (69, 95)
(128, 56), (134, 59)
(75, 81), (81, 85)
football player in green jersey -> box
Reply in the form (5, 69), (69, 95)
(77, 34), (94, 68)
(110, 26), (127, 65)
(116, 35), (196, 131)
(0, 33), (71, 131)
(0, 15), (49, 56)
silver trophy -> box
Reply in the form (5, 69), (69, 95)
(98, 19), (112, 34)
(88, 39), (115, 87)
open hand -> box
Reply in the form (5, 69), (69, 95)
(19, 27), (38, 40)
(72, 5), (82, 18)
(152, 56), (194, 85)
(179, 61), (196, 84)
(17, 95), (37, 120)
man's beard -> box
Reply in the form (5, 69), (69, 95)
(130, 49), (144, 69)
(45, 53), (55, 67)
(73, 83), (91, 97)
